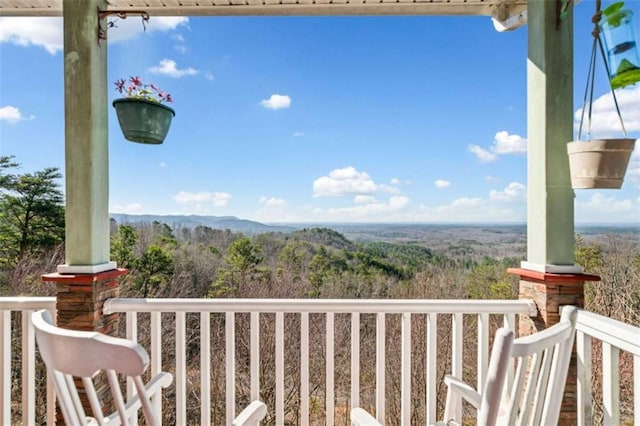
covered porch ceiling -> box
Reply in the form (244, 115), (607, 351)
(1, 0), (527, 18)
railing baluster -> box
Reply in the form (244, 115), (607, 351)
(576, 331), (593, 426)
(200, 311), (211, 426)
(451, 313), (463, 422)
(150, 312), (162, 417)
(226, 312), (235, 424)
(351, 312), (360, 409)
(326, 312), (334, 426)
(0, 310), (10, 425)
(634, 355), (640, 425)
(426, 313), (437, 424)
(477, 313), (489, 391)
(602, 342), (620, 425)
(250, 312), (260, 402)
(300, 312), (309, 426)
(21, 310), (35, 425)
(176, 312), (186, 426)
(376, 312), (385, 424)
(401, 312), (411, 425)
(276, 312), (284, 424)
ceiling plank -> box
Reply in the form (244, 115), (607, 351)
(0, 0), (527, 17)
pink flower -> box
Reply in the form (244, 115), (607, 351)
(114, 79), (126, 93)
(114, 77), (173, 104)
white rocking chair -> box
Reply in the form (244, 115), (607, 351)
(32, 309), (268, 426)
(351, 305), (578, 426)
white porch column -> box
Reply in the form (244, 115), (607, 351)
(524, 0), (579, 272)
(60, 0), (115, 273)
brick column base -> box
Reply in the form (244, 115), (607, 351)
(41, 268), (127, 422)
(508, 267), (600, 426)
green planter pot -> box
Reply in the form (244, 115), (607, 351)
(113, 98), (175, 144)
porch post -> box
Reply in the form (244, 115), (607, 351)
(41, 0), (122, 418)
(58, 0), (115, 274)
(525, 0), (576, 273)
(514, 3), (601, 424)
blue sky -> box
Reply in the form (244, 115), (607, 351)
(1, 3), (639, 224)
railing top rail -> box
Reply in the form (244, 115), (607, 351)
(104, 298), (537, 316)
(0, 297), (56, 310)
(575, 309), (640, 356)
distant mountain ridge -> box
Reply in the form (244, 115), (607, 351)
(109, 213), (296, 234)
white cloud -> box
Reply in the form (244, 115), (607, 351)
(390, 177), (400, 185)
(159, 162), (167, 168)
(468, 144), (497, 162)
(0, 17), (188, 53)
(204, 71), (215, 81)
(417, 195), (523, 223)
(313, 166), (399, 197)
(575, 192), (639, 223)
(172, 34), (185, 43)
(149, 59), (198, 78)
(354, 195), (377, 204)
(416, 182), (528, 223)
(293, 132), (304, 137)
(489, 182), (526, 202)
(450, 197), (483, 208)
(173, 191), (231, 207)
(574, 86), (640, 137)
(435, 179), (451, 188)
(261, 95), (291, 110)
(493, 131), (527, 154)
(0, 17), (62, 54)
(318, 195), (411, 221)
(625, 144), (640, 188)
(259, 196), (287, 207)
(110, 203), (145, 214)
(0, 106), (31, 123)
(469, 131), (527, 162)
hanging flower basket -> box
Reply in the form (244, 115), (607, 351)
(113, 98), (175, 144)
(112, 77), (175, 145)
(567, 1), (636, 190)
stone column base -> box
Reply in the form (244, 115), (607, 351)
(42, 268), (126, 334)
(41, 268), (127, 422)
(508, 267), (600, 426)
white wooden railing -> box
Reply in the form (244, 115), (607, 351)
(104, 298), (537, 425)
(3, 296), (639, 425)
(576, 309), (640, 425)
(0, 296), (56, 425)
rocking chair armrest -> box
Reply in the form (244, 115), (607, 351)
(231, 400), (268, 425)
(142, 371), (173, 398)
(443, 375), (482, 409)
(350, 407), (383, 426)
(103, 372), (173, 423)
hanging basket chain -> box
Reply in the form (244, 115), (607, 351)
(578, 0), (627, 140)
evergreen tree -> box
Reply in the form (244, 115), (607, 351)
(111, 224), (138, 269)
(0, 156), (19, 189)
(0, 167), (64, 266)
(134, 244), (173, 297)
